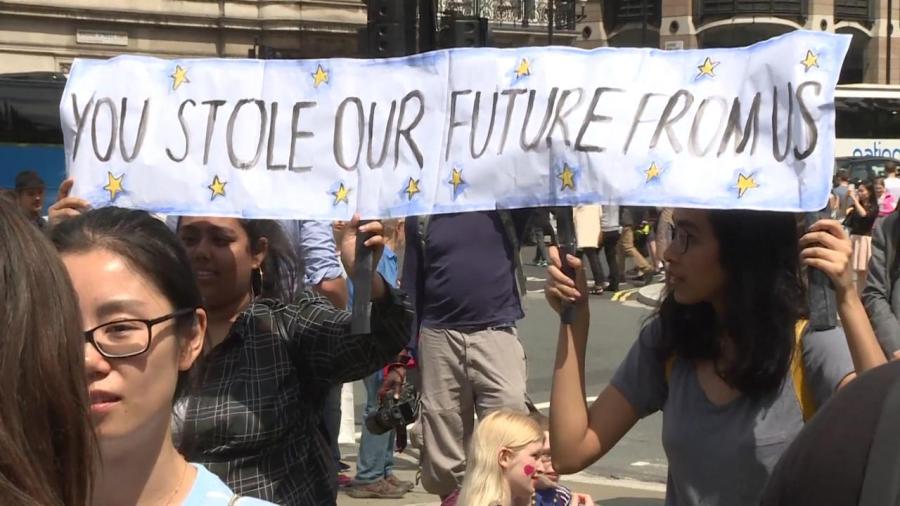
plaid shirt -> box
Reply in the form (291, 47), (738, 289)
(178, 284), (413, 505)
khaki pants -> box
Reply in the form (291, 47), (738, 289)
(618, 225), (652, 277)
(418, 326), (528, 496)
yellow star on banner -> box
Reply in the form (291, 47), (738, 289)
(208, 175), (227, 200)
(736, 173), (759, 198)
(801, 50), (819, 72)
(103, 172), (125, 202)
(404, 177), (421, 201)
(170, 65), (190, 90)
(645, 162), (661, 183)
(312, 64), (329, 88)
(331, 182), (350, 205)
(558, 164), (576, 192)
(515, 58), (531, 78)
(696, 57), (719, 78)
(449, 167), (465, 195)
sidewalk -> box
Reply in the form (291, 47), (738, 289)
(636, 283), (664, 307)
(336, 444), (666, 506)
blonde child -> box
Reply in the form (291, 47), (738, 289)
(458, 411), (544, 506)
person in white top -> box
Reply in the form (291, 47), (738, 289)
(50, 207), (274, 506)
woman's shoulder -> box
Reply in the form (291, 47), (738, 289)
(638, 315), (664, 346)
(183, 464), (277, 505)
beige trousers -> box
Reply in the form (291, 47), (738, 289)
(417, 326), (528, 496)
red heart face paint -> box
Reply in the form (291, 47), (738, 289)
(524, 465), (536, 476)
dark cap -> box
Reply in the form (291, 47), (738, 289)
(14, 170), (45, 191)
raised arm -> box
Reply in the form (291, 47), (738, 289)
(285, 218), (415, 384)
(545, 248), (641, 473)
(284, 282), (413, 385)
(800, 219), (887, 380)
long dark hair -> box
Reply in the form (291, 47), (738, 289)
(859, 180), (879, 214)
(657, 210), (807, 399)
(240, 220), (303, 303)
(0, 198), (94, 506)
(51, 207), (204, 398)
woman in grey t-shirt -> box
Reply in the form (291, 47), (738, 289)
(544, 209), (887, 506)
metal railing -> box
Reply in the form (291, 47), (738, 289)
(437, 0), (578, 30)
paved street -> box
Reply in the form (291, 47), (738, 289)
(341, 249), (668, 504)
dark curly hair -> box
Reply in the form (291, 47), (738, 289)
(657, 210), (807, 400)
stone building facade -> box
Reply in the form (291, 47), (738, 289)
(0, 0), (896, 83)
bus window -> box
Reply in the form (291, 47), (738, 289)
(0, 72), (67, 212)
(835, 97), (900, 139)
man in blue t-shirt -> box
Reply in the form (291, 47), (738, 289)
(401, 210), (532, 504)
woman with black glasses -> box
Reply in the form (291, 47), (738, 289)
(52, 207), (274, 506)
(545, 209), (886, 506)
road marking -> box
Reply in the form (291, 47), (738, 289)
(630, 461), (667, 468)
(563, 472), (667, 492)
(611, 288), (638, 301)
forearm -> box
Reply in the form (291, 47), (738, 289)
(315, 277), (348, 308)
(371, 271), (387, 301)
(838, 290), (888, 372)
(550, 307), (593, 471)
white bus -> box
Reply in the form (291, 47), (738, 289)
(834, 84), (900, 158)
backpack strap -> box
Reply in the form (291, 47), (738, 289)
(498, 210), (527, 297)
(417, 215), (431, 273)
(858, 373), (900, 506)
(664, 355), (676, 382)
(790, 319), (817, 422)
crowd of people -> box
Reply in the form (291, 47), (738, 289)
(2, 163), (900, 506)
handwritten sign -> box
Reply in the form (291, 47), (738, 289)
(61, 30), (850, 218)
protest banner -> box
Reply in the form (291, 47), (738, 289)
(61, 30), (849, 219)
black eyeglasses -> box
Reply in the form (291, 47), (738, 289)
(83, 308), (196, 359)
(671, 227), (694, 255)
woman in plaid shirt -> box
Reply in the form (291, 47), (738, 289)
(173, 214), (413, 505)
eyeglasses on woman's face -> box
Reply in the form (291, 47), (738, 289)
(83, 308), (195, 359)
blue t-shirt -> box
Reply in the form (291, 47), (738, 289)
(402, 211), (529, 334)
(182, 464), (275, 505)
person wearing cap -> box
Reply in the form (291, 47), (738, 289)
(14, 170), (46, 229)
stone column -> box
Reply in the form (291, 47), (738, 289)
(806, 0), (835, 32)
(660, 0), (698, 49)
(865, 0), (900, 83)
(573, 0), (608, 48)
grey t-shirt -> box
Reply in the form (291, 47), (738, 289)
(832, 186), (850, 220)
(610, 318), (854, 506)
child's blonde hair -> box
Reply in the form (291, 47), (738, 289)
(458, 410), (544, 506)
